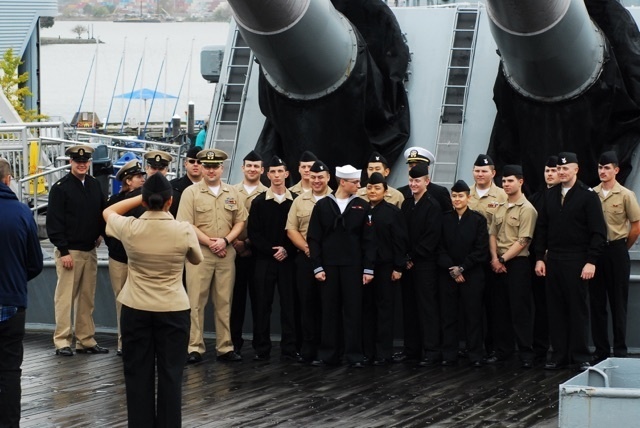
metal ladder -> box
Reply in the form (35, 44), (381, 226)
(430, 7), (480, 187)
(209, 26), (254, 183)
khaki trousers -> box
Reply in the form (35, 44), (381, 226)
(53, 248), (98, 349)
(186, 246), (236, 355)
(108, 257), (128, 350)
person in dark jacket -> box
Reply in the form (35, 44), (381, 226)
(46, 145), (108, 356)
(0, 158), (43, 427)
(401, 162), (443, 367)
(438, 180), (488, 367)
(169, 147), (202, 218)
(527, 156), (559, 362)
(106, 159), (145, 355)
(534, 152), (607, 371)
(247, 156), (299, 361)
(362, 173), (408, 366)
(307, 165), (376, 368)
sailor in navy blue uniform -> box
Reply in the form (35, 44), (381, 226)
(438, 180), (488, 367)
(401, 162), (443, 367)
(307, 165), (376, 367)
(362, 172), (408, 365)
(247, 156), (299, 361)
(534, 152), (607, 371)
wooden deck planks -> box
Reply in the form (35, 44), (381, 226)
(16, 331), (582, 427)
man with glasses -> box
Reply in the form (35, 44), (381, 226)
(177, 149), (248, 363)
(307, 165), (376, 368)
(47, 145), (108, 356)
(169, 147), (203, 218)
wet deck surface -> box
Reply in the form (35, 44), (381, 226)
(18, 330), (580, 427)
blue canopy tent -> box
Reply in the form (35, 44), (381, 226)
(114, 88), (178, 136)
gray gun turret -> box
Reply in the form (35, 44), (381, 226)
(487, 0), (640, 189)
(226, 0), (411, 178)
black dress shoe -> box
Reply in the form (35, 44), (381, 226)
(281, 352), (303, 362)
(187, 352), (203, 364)
(217, 351), (242, 362)
(470, 360), (483, 368)
(521, 360), (533, 369)
(592, 354), (609, 364)
(76, 345), (109, 354)
(350, 361), (365, 368)
(311, 359), (327, 367)
(577, 361), (591, 371)
(441, 359), (458, 367)
(55, 346), (74, 357)
(373, 358), (390, 366)
(392, 352), (418, 364)
(254, 354), (270, 361)
(544, 361), (566, 370)
(418, 358), (440, 367)
(116, 349), (123, 357)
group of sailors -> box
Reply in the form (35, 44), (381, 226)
(46, 143), (640, 376)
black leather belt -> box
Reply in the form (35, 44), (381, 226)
(605, 238), (627, 246)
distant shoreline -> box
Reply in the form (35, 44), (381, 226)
(41, 37), (104, 45)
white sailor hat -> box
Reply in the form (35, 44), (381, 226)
(335, 165), (361, 180)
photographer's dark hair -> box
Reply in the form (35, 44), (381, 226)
(142, 173), (172, 210)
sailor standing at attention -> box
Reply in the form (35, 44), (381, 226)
(401, 162), (443, 367)
(248, 156), (299, 362)
(590, 151), (640, 363)
(468, 154), (507, 362)
(534, 152), (607, 371)
(488, 164), (537, 368)
(286, 160), (333, 363)
(47, 145), (108, 356)
(177, 149), (248, 364)
(307, 165), (376, 368)
(230, 150), (266, 355)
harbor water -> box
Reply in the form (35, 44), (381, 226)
(39, 20), (230, 126)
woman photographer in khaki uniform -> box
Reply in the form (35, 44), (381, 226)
(103, 173), (203, 427)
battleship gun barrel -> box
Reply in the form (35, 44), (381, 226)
(227, 0), (358, 100)
(486, 0), (605, 102)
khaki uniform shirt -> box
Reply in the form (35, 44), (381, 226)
(106, 211), (203, 312)
(469, 182), (507, 229)
(176, 181), (248, 240)
(357, 185), (405, 208)
(233, 181), (267, 242)
(286, 187), (332, 240)
(593, 181), (640, 241)
(289, 180), (311, 196)
(489, 195), (537, 258)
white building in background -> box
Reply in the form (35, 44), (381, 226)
(0, 0), (57, 123)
